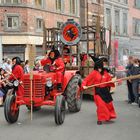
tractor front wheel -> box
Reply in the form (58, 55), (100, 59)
(66, 75), (83, 112)
(55, 95), (66, 125)
(138, 98), (140, 108)
(4, 95), (19, 124)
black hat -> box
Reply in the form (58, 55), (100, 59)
(49, 49), (61, 60)
(91, 56), (104, 70)
(63, 47), (70, 54)
(12, 57), (24, 65)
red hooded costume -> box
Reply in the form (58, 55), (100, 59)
(40, 50), (65, 85)
(82, 57), (117, 123)
(9, 64), (24, 96)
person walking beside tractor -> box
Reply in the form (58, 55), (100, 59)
(8, 57), (24, 96)
(81, 57), (117, 125)
(41, 48), (65, 91)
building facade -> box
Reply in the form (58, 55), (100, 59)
(104, 0), (129, 65)
(80, 0), (104, 27)
(80, 0), (104, 53)
(0, 0), (80, 61)
(128, 0), (140, 58)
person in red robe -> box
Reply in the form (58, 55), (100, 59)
(8, 57), (24, 96)
(40, 51), (52, 66)
(82, 57), (117, 125)
(41, 49), (65, 91)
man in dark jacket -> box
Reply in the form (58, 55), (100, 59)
(126, 56), (135, 103)
(131, 59), (140, 104)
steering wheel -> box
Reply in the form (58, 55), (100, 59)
(43, 65), (51, 72)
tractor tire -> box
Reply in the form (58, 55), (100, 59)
(55, 95), (66, 125)
(4, 95), (19, 124)
(26, 105), (41, 112)
(138, 98), (140, 108)
(65, 74), (83, 113)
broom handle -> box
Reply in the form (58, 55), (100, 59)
(30, 71), (33, 121)
(84, 74), (140, 90)
(30, 77), (33, 121)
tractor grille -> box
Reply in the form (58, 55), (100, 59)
(24, 79), (44, 97)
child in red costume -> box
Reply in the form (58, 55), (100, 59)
(82, 57), (117, 125)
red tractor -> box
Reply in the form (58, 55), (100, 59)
(4, 70), (82, 125)
(4, 20), (83, 125)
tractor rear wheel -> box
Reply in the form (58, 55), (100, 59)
(65, 74), (83, 112)
(26, 105), (41, 112)
(55, 95), (66, 125)
(4, 95), (19, 123)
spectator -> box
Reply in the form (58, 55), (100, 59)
(33, 61), (41, 71)
(131, 58), (140, 104)
(0, 72), (4, 106)
(0, 67), (7, 106)
(2, 58), (12, 72)
(24, 60), (30, 73)
(126, 56), (135, 104)
(138, 59), (140, 67)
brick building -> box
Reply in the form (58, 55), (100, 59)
(0, 0), (80, 61)
(80, 0), (104, 27)
(128, 0), (140, 58)
(80, 0), (104, 53)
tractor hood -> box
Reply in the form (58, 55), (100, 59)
(23, 71), (57, 85)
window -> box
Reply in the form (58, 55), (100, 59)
(123, 0), (128, 4)
(6, 16), (19, 30)
(70, 0), (76, 14)
(135, 0), (140, 8)
(0, 0), (4, 4)
(36, 18), (43, 31)
(133, 18), (140, 35)
(92, 15), (97, 26)
(0, 0), (20, 4)
(123, 13), (127, 34)
(106, 8), (111, 28)
(56, 0), (63, 11)
(35, 0), (43, 8)
(57, 22), (63, 28)
(115, 10), (120, 34)
(92, 0), (100, 3)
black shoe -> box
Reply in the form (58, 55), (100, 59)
(97, 121), (102, 125)
(57, 83), (62, 91)
(0, 104), (4, 107)
(128, 101), (132, 104)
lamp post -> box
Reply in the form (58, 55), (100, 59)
(86, 0), (89, 55)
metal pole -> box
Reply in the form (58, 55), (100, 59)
(43, 20), (46, 55)
(86, 0), (89, 74)
(87, 0), (89, 55)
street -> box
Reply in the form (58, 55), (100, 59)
(0, 83), (140, 140)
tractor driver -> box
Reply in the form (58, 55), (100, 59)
(41, 49), (65, 91)
(63, 46), (70, 65)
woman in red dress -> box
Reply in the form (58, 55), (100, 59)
(82, 57), (117, 125)
(8, 57), (24, 96)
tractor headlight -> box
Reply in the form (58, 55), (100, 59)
(13, 80), (19, 87)
(46, 78), (53, 88)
